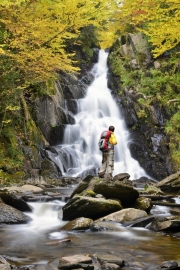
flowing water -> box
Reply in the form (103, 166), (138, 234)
(0, 199), (180, 269)
(1, 51), (180, 268)
(52, 50), (150, 179)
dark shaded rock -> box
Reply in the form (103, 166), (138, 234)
(41, 157), (61, 179)
(0, 192), (32, 212)
(62, 196), (122, 221)
(127, 216), (155, 228)
(0, 202), (31, 224)
(60, 217), (93, 231)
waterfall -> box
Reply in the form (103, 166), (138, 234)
(55, 50), (149, 180)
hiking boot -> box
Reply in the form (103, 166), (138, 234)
(98, 173), (104, 178)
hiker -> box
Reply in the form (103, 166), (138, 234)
(98, 125), (117, 179)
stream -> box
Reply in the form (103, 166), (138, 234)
(0, 194), (180, 269)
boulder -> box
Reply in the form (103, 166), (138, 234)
(93, 179), (139, 207)
(97, 254), (125, 268)
(59, 254), (93, 270)
(62, 196), (122, 221)
(96, 208), (147, 224)
(0, 192), (32, 212)
(0, 201), (31, 224)
(148, 216), (180, 232)
(70, 176), (139, 207)
(1, 184), (43, 194)
(155, 172), (180, 194)
(133, 197), (152, 213)
(113, 173), (130, 182)
(70, 175), (95, 198)
(156, 261), (179, 270)
(60, 217), (93, 231)
(90, 221), (128, 232)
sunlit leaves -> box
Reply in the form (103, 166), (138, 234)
(0, 0), (117, 83)
(116, 0), (180, 57)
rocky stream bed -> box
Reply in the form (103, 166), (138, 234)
(0, 172), (180, 270)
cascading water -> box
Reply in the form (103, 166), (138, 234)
(54, 50), (150, 179)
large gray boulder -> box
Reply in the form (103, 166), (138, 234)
(62, 196), (122, 221)
(0, 200), (31, 224)
(97, 208), (147, 224)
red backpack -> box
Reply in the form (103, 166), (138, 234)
(98, 130), (112, 152)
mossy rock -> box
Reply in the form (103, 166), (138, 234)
(0, 171), (27, 187)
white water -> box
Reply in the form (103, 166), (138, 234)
(56, 50), (149, 179)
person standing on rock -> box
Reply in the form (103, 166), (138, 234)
(98, 125), (117, 180)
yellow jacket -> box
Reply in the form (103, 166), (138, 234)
(109, 132), (117, 145)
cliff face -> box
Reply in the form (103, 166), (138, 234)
(107, 33), (174, 180)
(22, 48), (99, 181)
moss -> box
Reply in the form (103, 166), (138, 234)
(0, 171), (27, 187)
(80, 189), (96, 197)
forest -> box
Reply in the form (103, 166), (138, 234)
(0, 0), (180, 182)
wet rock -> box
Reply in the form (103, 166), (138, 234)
(97, 254), (125, 268)
(90, 221), (127, 232)
(60, 217), (93, 231)
(133, 197), (152, 213)
(41, 157), (61, 179)
(155, 172), (180, 194)
(62, 196), (122, 221)
(148, 216), (180, 232)
(0, 256), (11, 270)
(113, 173), (130, 182)
(0, 192), (32, 212)
(59, 254), (93, 269)
(0, 185), (43, 194)
(156, 261), (179, 270)
(96, 208), (147, 224)
(101, 262), (121, 270)
(128, 216), (155, 228)
(0, 201), (31, 224)
(132, 177), (157, 189)
(70, 175), (94, 198)
(93, 179), (139, 207)
(141, 185), (164, 195)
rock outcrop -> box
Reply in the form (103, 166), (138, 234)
(108, 33), (174, 180)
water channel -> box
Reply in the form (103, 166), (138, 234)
(0, 197), (180, 269)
